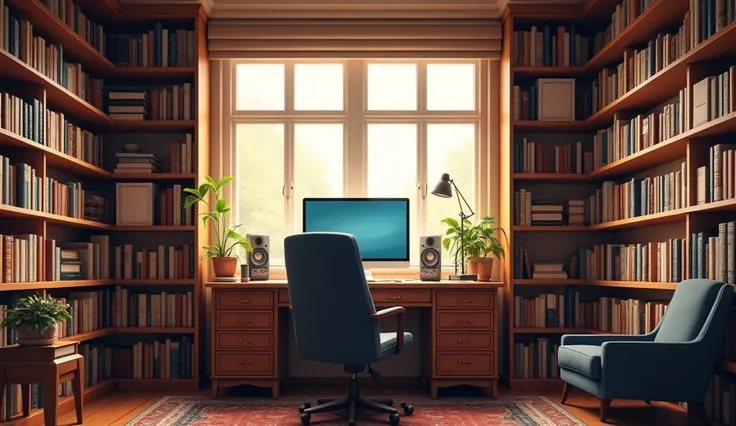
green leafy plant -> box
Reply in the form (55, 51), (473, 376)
(184, 176), (253, 261)
(0, 295), (72, 332)
(441, 216), (507, 264)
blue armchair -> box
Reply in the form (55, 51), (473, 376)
(284, 232), (416, 426)
(558, 279), (733, 424)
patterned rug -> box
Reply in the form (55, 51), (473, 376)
(126, 395), (583, 425)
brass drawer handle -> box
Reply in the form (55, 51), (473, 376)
(237, 318), (253, 323)
(456, 319), (473, 323)
(387, 296), (402, 300)
(237, 360), (253, 365)
(457, 360), (473, 365)
(457, 299), (473, 303)
(237, 339), (253, 344)
(457, 339), (473, 344)
(237, 299), (252, 304)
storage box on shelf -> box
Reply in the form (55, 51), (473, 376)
(0, 0), (208, 423)
(501, 0), (736, 394)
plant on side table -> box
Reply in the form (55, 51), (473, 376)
(441, 216), (506, 282)
(0, 295), (72, 346)
(184, 175), (253, 277)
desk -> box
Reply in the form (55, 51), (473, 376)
(206, 280), (502, 400)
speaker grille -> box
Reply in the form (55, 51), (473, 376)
(421, 248), (440, 267)
(251, 248), (269, 266)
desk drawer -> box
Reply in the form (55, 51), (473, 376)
(437, 292), (494, 309)
(436, 352), (493, 376)
(278, 289), (290, 304)
(216, 291), (273, 310)
(436, 331), (494, 350)
(217, 311), (273, 330)
(437, 311), (493, 329)
(372, 289), (431, 304)
(216, 332), (273, 350)
(216, 352), (272, 376)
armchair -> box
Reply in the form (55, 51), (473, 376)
(558, 279), (733, 424)
(284, 232), (416, 426)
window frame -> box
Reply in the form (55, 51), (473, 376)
(228, 58), (489, 270)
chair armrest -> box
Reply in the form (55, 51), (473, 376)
(370, 307), (406, 354)
(561, 333), (654, 346)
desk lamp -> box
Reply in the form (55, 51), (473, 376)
(431, 173), (478, 281)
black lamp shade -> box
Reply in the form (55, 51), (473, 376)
(431, 173), (453, 198)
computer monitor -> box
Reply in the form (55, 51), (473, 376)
(302, 198), (410, 275)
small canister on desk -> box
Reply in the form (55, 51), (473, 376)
(241, 264), (250, 282)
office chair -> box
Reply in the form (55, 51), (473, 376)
(284, 232), (416, 426)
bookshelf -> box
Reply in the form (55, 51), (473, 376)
(500, 1), (736, 417)
(0, 0), (208, 422)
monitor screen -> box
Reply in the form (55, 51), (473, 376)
(302, 198), (410, 262)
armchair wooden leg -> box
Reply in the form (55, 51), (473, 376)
(560, 383), (571, 405)
(599, 398), (611, 422)
(688, 402), (710, 426)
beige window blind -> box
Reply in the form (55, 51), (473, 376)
(207, 19), (502, 58)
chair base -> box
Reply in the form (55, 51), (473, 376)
(298, 373), (414, 425)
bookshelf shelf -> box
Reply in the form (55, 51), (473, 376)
(512, 66), (586, 77)
(60, 328), (116, 342)
(110, 173), (197, 181)
(513, 120), (592, 132)
(512, 226), (588, 232)
(0, 280), (113, 292)
(112, 279), (197, 285)
(513, 279), (586, 285)
(109, 226), (196, 232)
(0, 205), (109, 229)
(511, 173), (589, 182)
(116, 327), (195, 334)
(113, 120), (197, 132)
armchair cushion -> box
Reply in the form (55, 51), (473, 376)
(379, 332), (414, 359)
(558, 344), (602, 380)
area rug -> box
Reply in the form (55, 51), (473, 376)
(126, 395), (583, 425)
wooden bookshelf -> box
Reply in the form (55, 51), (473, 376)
(501, 0), (736, 406)
(0, 0), (209, 422)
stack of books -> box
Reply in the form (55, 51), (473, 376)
(531, 263), (567, 279)
(531, 199), (564, 226)
(108, 91), (148, 121)
(567, 199), (585, 225)
(114, 152), (162, 174)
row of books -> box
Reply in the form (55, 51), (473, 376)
(112, 288), (194, 328)
(112, 143), (195, 175)
(46, 110), (104, 168)
(41, 0), (106, 55)
(0, 159), (40, 211)
(575, 239), (687, 283)
(106, 24), (196, 68)
(692, 221), (736, 284)
(514, 196), (586, 227)
(692, 67), (736, 129)
(113, 244), (195, 280)
(699, 143), (736, 204)
(512, 80), (590, 121)
(107, 84), (194, 121)
(514, 290), (669, 333)
(512, 139), (592, 175)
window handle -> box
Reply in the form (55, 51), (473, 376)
(282, 182), (293, 199)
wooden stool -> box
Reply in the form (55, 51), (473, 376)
(0, 340), (84, 426)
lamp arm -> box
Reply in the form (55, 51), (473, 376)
(451, 180), (475, 219)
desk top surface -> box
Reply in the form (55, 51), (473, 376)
(205, 280), (504, 289)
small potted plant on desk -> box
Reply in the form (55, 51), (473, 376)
(441, 216), (506, 282)
(184, 176), (253, 278)
(0, 295), (72, 346)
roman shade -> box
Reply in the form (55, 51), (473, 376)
(207, 19), (502, 58)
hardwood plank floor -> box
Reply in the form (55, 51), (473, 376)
(8, 386), (707, 425)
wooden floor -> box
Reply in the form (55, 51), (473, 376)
(8, 386), (707, 425)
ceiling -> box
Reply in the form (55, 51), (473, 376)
(120, 0), (582, 18)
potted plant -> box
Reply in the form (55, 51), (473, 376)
(184, 176), (253, 277)
(441, 216), (506, 282)
(0, 295), (72, 346)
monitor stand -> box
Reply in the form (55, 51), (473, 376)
(364, 269), (374, 282)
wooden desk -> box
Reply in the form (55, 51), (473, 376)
(206, 280), (502, 400)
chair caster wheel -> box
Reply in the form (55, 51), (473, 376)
(300, 413), (311, 425)
(298, 403), (311, 413)
(389, 413), (400, 425)
(400, 403), (414, 415)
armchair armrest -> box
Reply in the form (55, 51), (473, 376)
(602, 341), (701, 381)
(370, 306), (405, 354)
(561, 332), (655, 346)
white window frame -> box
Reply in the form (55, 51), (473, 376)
(226, 59), (492, 273)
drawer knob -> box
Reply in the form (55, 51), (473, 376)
(457, 339), (473, 344)
(237, 299), (252, 304)
(456, 319), (473, 323)
(387, 295), (402, 300)
(237, 339), (253, 344)
(457, 299), (473, 303)
(237, 360), (253, 365)
(457, 360), (473, 365)
(237, 318), (253, 323)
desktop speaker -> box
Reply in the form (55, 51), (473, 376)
(247, 234), (270, 281)
(419, 235), (441, 281)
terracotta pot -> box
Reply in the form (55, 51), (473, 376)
(17, 324), (57, 346)
(467, 257), (494, 282)
(212, 257), (238, 277)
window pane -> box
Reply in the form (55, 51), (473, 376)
(426, 64), (476, 111)
(294, 123), (344, 230)
(367, 124), (418, 265)
(236, 64), (285, 111)
(294, 64), (344, 111)
(426, 124), (476, 266)
(237, 123), (286, 264)
(367, 64), (417, 111)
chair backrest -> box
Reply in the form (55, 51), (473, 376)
(284, 232), (381, 365)
(655, 279), (733, 343)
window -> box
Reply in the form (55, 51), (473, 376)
(233, 60), (482, 267)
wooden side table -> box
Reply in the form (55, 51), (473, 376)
(0, 340), (84, 426)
